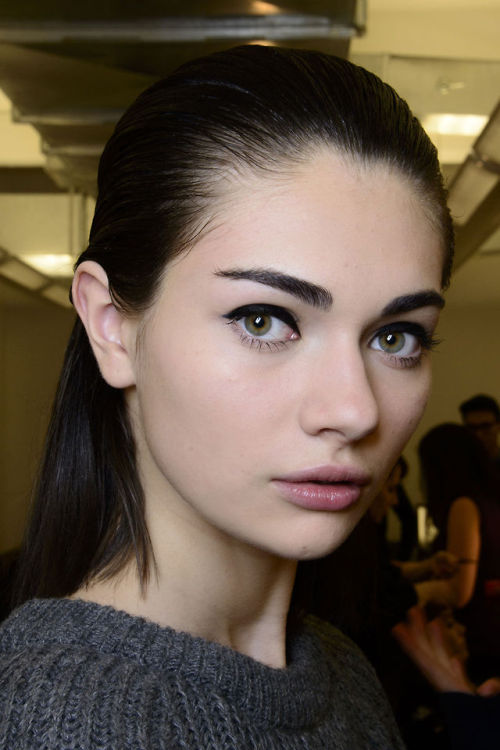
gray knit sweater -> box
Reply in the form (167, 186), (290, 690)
(0, 599), (405, 749)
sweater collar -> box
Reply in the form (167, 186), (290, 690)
(2, 598), (334, 730)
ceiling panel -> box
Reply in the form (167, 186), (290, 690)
(0, 1), (362, 196)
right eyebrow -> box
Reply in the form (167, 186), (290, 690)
(214, 267), (333, 311)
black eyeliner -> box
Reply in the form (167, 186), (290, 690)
(223, 303), (299, 333)
(375, 321), (440, 350)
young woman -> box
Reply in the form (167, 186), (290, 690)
(0, 45), (453, 748)
(416, 423), (500, 683)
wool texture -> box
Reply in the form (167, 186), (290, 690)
(0, 598), (405, 749)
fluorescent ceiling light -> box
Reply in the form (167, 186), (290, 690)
(0, 248), (74, 307)
(422, 113), (488, 137)
(22, 253), (74, 277)
(446, 101), (500, 227)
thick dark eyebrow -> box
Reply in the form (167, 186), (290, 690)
(214, 267), (333, 310)
(382, 291), (445, 316)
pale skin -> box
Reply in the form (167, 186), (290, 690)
(71, 149), (445, 668)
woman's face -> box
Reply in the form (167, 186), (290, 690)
(127, 150), (444, 561)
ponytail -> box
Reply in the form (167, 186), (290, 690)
(16, 319), (151, 603)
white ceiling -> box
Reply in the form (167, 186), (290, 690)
(353, 0), (500, 61)
(0, 0), (499, 308)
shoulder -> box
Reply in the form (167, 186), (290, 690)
(0, 599), (179, 749)
(305, 613), (376, 673)
(0, 636), (174, 749)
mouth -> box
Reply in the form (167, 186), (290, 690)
(274, 465), (371, 486)
(272, 465), (371, 512)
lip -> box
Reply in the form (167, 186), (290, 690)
(272, 465), (371, 512)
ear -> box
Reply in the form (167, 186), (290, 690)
(72, 261), (137, 388)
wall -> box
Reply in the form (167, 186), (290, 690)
(0, 285), (74, 552)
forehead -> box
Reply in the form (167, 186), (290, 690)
(162, 149), (444, 304)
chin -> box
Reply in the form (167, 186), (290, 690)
(269, 518), (365, 563)
(291, 541), (351, 562)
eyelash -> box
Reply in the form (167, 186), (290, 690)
(223, 304), (299, 352)
(370, 322), (440, 369)
(223, 304), (440, 366)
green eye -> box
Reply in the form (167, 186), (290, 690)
(244, 314), (272, 336)
(370, 323), (435, 368)
(223, 303), (300, 350)
(378, 331), (406, 353)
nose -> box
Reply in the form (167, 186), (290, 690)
(298, 341), (379, 443)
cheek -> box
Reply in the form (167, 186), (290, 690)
(136, 337), (284, 473)
(398, 379), (430, 435)
(407, 368), (433, 428)
(373, 365), (432, 461)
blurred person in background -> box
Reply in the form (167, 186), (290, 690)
(459, 394), (500, 471)
(394, 606), (500, 750)
(302, 462), (458, 749)
(387, 456), (418, 561)
(416, 423), (500, 683)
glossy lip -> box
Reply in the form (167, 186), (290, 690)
(272, 465), (371, 512)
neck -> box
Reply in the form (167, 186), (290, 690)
(72, 520), (297, 668)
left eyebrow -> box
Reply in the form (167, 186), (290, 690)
(382, 291), (445, 316)
(214, 267), (333, 310)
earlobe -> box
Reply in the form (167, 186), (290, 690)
(72, 261), (136, 388)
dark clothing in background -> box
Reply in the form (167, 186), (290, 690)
(391, 485), (418, 561)
(0, 549), (19, 622)
(439, 691), (500, 750)
(455, 492), (500, 682)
